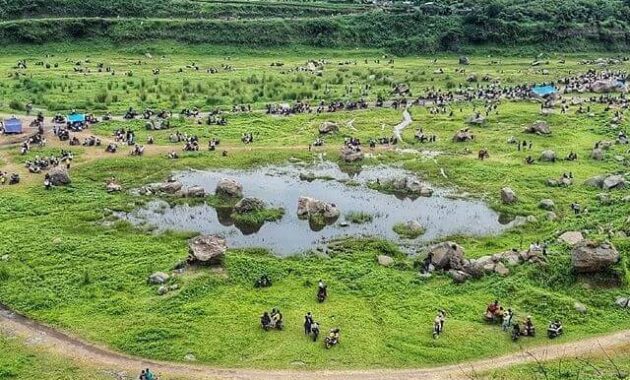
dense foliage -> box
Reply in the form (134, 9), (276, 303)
(1, 0), (630, 53)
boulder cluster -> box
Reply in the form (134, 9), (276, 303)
(424, 241), (546, 284)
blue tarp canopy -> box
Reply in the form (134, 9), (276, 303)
(532, 85), (557, 97)
(67, 113), (86, 123)
(3, 117), (22, 133)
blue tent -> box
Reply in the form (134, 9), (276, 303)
(3, 117), (22, 134)
(67, 113), (86, 123)
(532, 85), (557, 97)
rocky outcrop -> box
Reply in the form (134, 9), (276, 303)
(49, 167), (71, 186)
(500, 187), (517, 204)
(571, 240), (619, 273)
(428, 242), (465, 271)
(234, 197), (265, 213)
(427, 242), (544, 283)
(297, 197), (340, 220)
(215, 178), (243, 198)
(188, 235), (227, 265)
(524, 121), (551, 135)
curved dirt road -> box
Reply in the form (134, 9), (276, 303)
(1, 305), (628, 380)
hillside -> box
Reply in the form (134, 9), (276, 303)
(1, 0), (630, 53)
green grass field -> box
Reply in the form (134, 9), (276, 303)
(0, 44), (628, 372)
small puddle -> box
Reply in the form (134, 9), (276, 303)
(118, 162), (512, 256)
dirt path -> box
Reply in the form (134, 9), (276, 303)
(1, 304), (628, 380)
(392, 107), (412, 142)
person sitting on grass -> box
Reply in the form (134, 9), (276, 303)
(485, 300), (501, 320)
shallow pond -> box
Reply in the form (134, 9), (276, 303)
(119, 162), (514, 255)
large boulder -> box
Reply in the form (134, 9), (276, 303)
(448, 269), (470, 284)
(215, 178), (243, 198)
(585, 174), (626, 190)
(48, 167), (71, 186)
(297, 197), (340, 220)
(571, 240), (620, 273)
(459, 56), (470, 65)
(500, 187), (517, 204)
(188, 235), (227, 265)
(602, 175), (626, 190)
(540, 150), (557, 162)
(616, 297), (630, 308)
(340, 146), (364, 162)
(584, 175), (607, 189)
(590, 80), (627, 93)
(428, 241), (465, 271)
(319, 122), (339, 134)
(524, 121), (551, 135)
(234, 197), (265, 214)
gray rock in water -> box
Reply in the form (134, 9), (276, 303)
(539, 199), (555, 210)
(148, 272), (169, 285)
(188, 235), (227, 265)
(297, 196), (340, 220)
(48, 167), (71, 186)
(571, 240), (620, 273)
(234, 197), (266, 213)
(377, 255), (395, 267)
(500, 187), (517, 204)
(215, 178), (243, 198)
